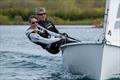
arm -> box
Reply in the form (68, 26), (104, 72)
(50, 23), (59, 33)
(45, 29), (61, 37)
(46, 20), (59, 33)
(29, 33), (61, 44)
(37, 25), (61, 37)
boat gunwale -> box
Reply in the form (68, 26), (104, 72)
(60, 42), (103, 48)
(60, 41), (120, 48)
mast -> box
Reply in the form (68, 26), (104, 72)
(103, 0), (110, 42)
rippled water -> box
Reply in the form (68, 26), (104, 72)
(0, 25), (92, 80)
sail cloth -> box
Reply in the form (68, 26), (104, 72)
(105, 0), (120, 47)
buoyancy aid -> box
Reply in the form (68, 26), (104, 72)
(37, 27), (50, 38)
(26, 27), (50, 49)
(27, 30), (61, 54)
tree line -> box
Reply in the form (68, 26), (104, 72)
(0, 0), (105, 25)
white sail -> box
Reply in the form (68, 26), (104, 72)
(105, 0), (120, 47)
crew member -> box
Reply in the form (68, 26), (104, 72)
(26, 15), (67, 54)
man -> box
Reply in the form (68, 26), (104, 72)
(35, 7), (59, 33)
(26, 15), (67, 54)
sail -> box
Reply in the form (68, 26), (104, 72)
(105, 0), (120, 47)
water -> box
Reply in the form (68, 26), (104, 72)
(0, 25), (92, 80)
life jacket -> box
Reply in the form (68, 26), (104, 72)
(26, 26), (64, 54)
(26, 27), (50, 49)
(27, 30), (60, 54)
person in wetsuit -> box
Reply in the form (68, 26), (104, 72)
(35, 7), (59, 33)
(26, 16), (67, 54)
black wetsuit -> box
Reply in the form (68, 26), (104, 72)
(38, 20), (59, 33)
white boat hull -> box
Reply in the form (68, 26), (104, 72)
(61, 43), (103, 80)
(101, 44), (120, 80)
(61, 43), (120, 80)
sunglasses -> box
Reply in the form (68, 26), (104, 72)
(31, 21), (38, 24)
(36, 13), (46, 16)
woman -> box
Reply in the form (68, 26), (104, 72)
(26, 15), (67, 54)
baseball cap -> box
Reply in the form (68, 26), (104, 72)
(35, 7), (46, 14)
